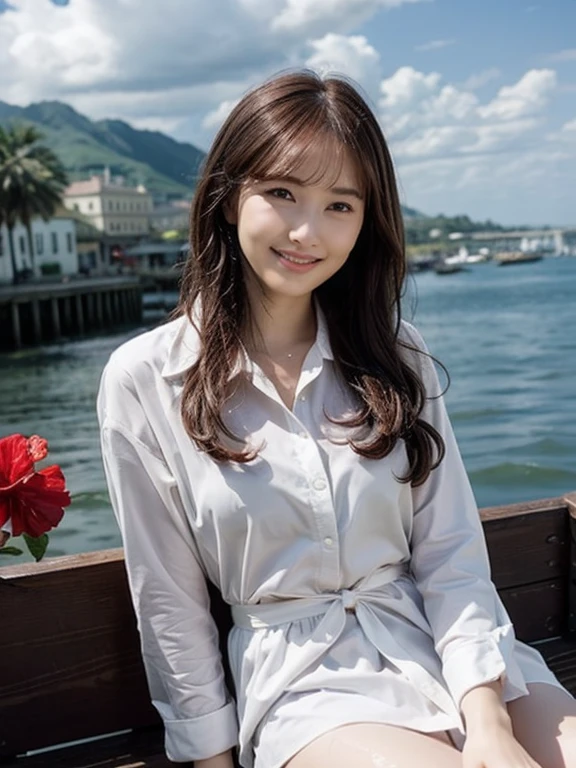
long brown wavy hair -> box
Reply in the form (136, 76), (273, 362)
(176, 69), (445, 486)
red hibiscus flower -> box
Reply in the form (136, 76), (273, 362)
(0, 434), (71, 539)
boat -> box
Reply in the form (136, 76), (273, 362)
(434, 258), (467, 275)
(465, 252), (490, 264)
(494, 251), (544, 266)
(407, 255), (436, 273)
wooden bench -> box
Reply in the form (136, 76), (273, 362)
(1, 492), (576, 767)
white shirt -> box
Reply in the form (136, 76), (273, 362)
(97, 310), (559, 766)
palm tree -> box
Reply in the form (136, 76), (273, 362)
(0, 124), (68, 283)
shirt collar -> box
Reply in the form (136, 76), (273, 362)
(161, 314), (201, 380)
(314, 303), (334, 362)
(161, 301), (334, 380)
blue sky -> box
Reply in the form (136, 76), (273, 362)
(1, 0), (575, 226)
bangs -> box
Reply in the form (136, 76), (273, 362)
(257, 134), (353, 189)
(242, 105), (366, 194)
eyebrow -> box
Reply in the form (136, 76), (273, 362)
(272, 174), (364, 201)
(331, 186), (364, 201)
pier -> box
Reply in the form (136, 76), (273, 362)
(0, 277), (142, 351)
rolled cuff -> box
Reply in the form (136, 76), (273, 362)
(442, 627), (529, 709)
(153, 699), (239, 762)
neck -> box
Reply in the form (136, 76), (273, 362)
(245, 290), (317, 357)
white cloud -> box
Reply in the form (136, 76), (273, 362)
(549, 49), (576, 62)
(393, 125), (473, 158)
(478, 69), (557, 120)
(271, 0), (428, 34)
(396, 146), (575, 224)
(0, 0), (425, 142)
(415, 39), (455, 52)
(201, 31), (383, 139)
(1, 0), (116, 95)
(376, 66), (560, 171)
(465, 118), (539, 152)
(305, 33), (381, 97)
(423, 84), (478, 123)
(202, 99), (241, 130)
(461, 68), (501, 91)
(237, 0), (285, 22)
(377, 64), (574, 222)
(66, 79), (246, 126)
(380, 66), (441, 111)
(127, 116), (187, 135)
(547, 118), (576, 145)
(392, 120), (540, 161)
(379, 66), (477, 139)
(0, 0), (290, 105)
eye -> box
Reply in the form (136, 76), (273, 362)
(266, 187), (294, 201)
(329, 202), (353, 213)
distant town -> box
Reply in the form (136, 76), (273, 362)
(1, 167), (575, 287)
(1, 96), (576, 287)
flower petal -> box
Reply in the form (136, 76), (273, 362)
(0, 434), (34, 486)
(7, 466), (71, 538)
(11, 496), (66, 537)
(12, 502), (65, 538)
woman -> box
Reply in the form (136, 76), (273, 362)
(97, 70), (576, 768)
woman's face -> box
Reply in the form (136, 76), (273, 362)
(227, 145), (365, 302)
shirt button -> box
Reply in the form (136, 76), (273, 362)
(312, 477), (327, 491)
(323, 537), (334, 547)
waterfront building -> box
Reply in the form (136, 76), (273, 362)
(0, 214), (78, 283)
(149, 200), (190, 234)
(63, 172), (153, 264)
(123, 239), (187, 270)
(64, 172), (152, 237)
(64, 208), (109, 275)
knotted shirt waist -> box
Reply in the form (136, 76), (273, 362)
(229, 559), (467, 763)
(231, 562), (408, 629)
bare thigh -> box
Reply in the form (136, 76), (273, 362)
(284, 723), (462, 768)
(508, 683), (576, 768)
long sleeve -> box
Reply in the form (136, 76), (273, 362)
(405, 324), (528, 709)
(97, 360), (238, 762)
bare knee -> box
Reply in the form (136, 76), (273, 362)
(508, 684), (576, 768)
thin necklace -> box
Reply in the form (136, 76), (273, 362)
(249, 342), (295, 359)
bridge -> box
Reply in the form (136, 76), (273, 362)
(467, 227), (576, 255)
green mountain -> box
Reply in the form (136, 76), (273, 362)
(0, 100), (205, 200)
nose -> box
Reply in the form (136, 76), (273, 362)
(288, 211), (321, 249)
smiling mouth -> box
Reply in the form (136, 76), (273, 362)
(272, 249), (321, 265)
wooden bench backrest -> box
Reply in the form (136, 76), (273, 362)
(0, 493), (575, 759)
(483, 494), (576, 640)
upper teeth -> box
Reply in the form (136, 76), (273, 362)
(278, 252), (316, 265)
